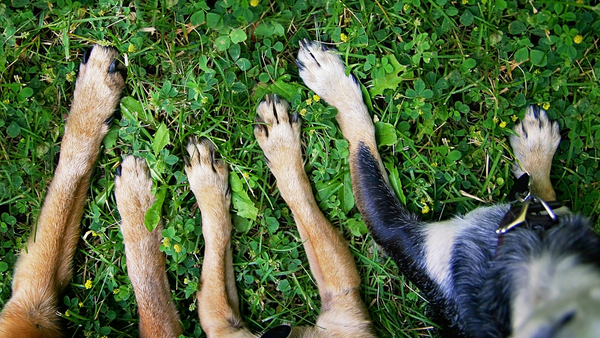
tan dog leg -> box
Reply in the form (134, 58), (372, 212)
(185, 138), (254, 338)
(254, 95), (375, 337)
(509, 106), (561, 201)
(115, 156), (182, 337)
(0, 45), (125, 338)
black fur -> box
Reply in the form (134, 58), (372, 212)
(354, 142), (600, 338)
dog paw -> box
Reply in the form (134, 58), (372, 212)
(115, 156), (156, 239)
(509, 105), (560, 179)
(184, 137), (230, 215)
(254, 94), (302, 177)
(68, 45), (126, 136)
(297, 39), (362, 108)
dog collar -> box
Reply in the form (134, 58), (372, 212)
(496, 174), (561, 234)
(260, 324), (292, 338)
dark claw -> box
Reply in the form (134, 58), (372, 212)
(109, 59), (127, 79)
(254, 124), (269, 138)
(290, 112), (299, 124)
(272, 98), (279, 124)
(115, 165), (122, 176)
(82, 47), (92, 64)
(295, 59), (305, 71)
(264, 155), (271, 166)
(183, 153), (190, 167)
(211, 149), (217, 172)
(309, 51), (321, 67)
(273, 94), (280, 104)
(105, 116), (114, 125)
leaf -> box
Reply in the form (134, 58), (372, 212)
(145, 185), (167, 232)
(339, 172), (355, 213)
(215, 35), (230, 51)
(461, 58), (476, 71)
(447, 150), (462, 161)
(190, 11), (205, 25)
(370, 54), (407, 97)
(509, 20), (526, 35)
(375, 122), (397, 146)
(229, 171), (258, 220)
(230, 28), (247, 44)
(121, 96), (157, 126)
(514, 47), (529, 63)
(153, 123), (170, 156)
(384, 160), (406, 205)
(7, 121), (21, 138)
(460, 10), (474, 26)
(236, 58), (251, 71)
(530, 50), (547, 67)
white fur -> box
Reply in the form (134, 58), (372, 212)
(511, 254), (600, 338)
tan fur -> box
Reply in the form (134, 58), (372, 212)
(115, 156), (183, 337)
(0, 45), (125, 337)
(182, 97), (375, 337)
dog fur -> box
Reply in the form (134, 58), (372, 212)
(0, 45), (125, 337)
(296, 40), (600, 338)
(115, 100), (376, 337)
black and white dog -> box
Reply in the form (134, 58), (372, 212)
(296, 40), (600, 338)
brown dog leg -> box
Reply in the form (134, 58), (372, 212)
(0, 45), (125, 338)
(185, 138), (255, 338)
(115, 156), (183, 337)
(254, 95), (375, 337)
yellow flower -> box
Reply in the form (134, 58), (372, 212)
(2, 99), (9, 104)
(163, 238), (171, 248)
(174, 244), (182, 253)
(542, 102), (551, 110)
(340, 33), (348, 42)
(84, 280), (92, 289)
(574, 35), (583, 44)
(312, 95), (320, 102)
(462, 0), (468, 3)
(511, 115), (518, 122)
(422, 205), (430, 214)
(306, 98), (313, 105)
(184, 278), (189, 284)
(78, 302), (83, 307)
(128, 44), (137, 53)
(403, 4), (410, 11)
(499, 121), (507, 128)
(113, 288), (120, 294)
(65, 310), (70, 317)
(250, 0), (259, 6)
(299, 108), (307, 116)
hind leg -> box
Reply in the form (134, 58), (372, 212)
(509, 106), (561, 201)
(0, 45), (125, 338)
(254, 95), (375, 337)
(115, 156), (182, 337)
(185, 138), (254, 338)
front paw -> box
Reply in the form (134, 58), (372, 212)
(253, 94), (302, 176)
(68, 45), (126, 135)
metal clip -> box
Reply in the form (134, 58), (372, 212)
(497, 197), (531, 234)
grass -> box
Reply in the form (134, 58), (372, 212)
(1, 0), (599, 337)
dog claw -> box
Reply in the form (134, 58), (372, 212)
(82, 47), (92, 64)
(290, 111), (299, 124)
(115, 164), (122, 176)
